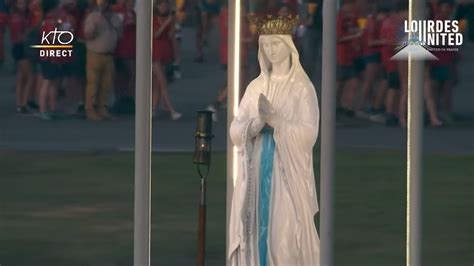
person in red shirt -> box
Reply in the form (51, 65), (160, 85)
(427, 0), (438, 20)
(28, 0), (41, 27)
(424, 0), (457, 126)
(378, 5), (401, 126)
(9, 0), (35, 114)
(356, 3), (385, 117)
(152, 0), (181, 120)
(336, 0), (361, 117)
(112, 0), (135, 110)
(206, 2), (252, 122)
(351, 4), (366, 86)
(205, 1), (227, 122)
(395, 1), (409, 127)
(36, 0), (62, 120)
(66, 0), (89, 114)
(195, 0), (220, 62)
(366, 5), (392, 122)
(25, 0), (42, 112)
(56, 0), (86, 115)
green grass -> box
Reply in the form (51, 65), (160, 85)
(0, 150), (472, 266)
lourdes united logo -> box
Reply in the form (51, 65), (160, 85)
(31, 22), (74, 58)
(392, 19), (464, 61)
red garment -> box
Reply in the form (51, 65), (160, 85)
(58, 8), (78, 32)
(55, 8), (77, 64)
(431, 49), (456, 66)
(70, 8), (83, 27)
(218, 7), (249, 67)
(39, 14), (56, 62)
(0, 12), (8, 59)
(28, 0), (42, 27)
(39, 14), (64, 64)
(0, 12), (7, 28)
(8, 12), (28, 43)
(430, 14), (457, 66)
(379, 15), (397, 72)
(152, 15), (173, 64)
(336, 10), (358, 66)
(40, 14), (57, 44)
(113, 3), (136, 59)
(427, 1), (438, 20)
(219, 5), (227, 65)
(362, 15), (381, 56)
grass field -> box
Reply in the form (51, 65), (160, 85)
(0, 149), (472, 266)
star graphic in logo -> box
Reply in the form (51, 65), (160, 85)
(392, 35), (438, 61)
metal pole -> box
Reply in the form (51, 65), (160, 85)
(197, 175), (207, 266)
(226, 0), (241, 265)
(406, 0), (424, 265)
(320, 0), (337, 265)
(134, 0), (153, 263)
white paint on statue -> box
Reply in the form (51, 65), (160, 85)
(228, 34), (320, 266)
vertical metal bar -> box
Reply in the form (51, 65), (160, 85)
(320, 0), (337, 265)
(197, 176), (207, 266)
(407, 0), (424, 265)
(226, 0), (241, 265)
(134, 0), (153, 263)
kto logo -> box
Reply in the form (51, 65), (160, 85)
(31, 28), (74, 58)
(41, 28), (74, 45)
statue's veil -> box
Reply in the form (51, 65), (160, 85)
(257, 34), (310, 86)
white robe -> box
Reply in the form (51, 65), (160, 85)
(228, 35), (320, 266)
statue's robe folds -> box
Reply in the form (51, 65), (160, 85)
(228, 35), (320, 266)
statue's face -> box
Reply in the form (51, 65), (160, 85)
(260, 36), (291, 65)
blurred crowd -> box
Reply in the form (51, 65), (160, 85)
(0, 0), (471, 125)
(1, 0), (186, 121)
(334, 0), (471, 128)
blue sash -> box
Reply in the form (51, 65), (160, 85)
(258, 127), (275, 266)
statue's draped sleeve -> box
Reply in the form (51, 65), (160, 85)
(228, 82), (260, 265)
(265, 82), (320, 265)
(273, 83), (320, 216)
(230, 83), (262, 149)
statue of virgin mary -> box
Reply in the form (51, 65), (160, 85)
(228, 15), (320, 266)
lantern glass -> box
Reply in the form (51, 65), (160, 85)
(194, 136), (211, 165)
(196, 111), (213, 138)
(193, 111), (214, 165)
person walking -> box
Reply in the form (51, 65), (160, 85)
(336, 0), (362, 117)
(152, 0), (181, 120)
(112, 0), (135, 112)
(9, 0), (35, 114)
(36, 0), (62, 120)
(195, 0), (219, 62)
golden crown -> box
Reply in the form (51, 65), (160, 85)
(249, 14), (299, 35)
